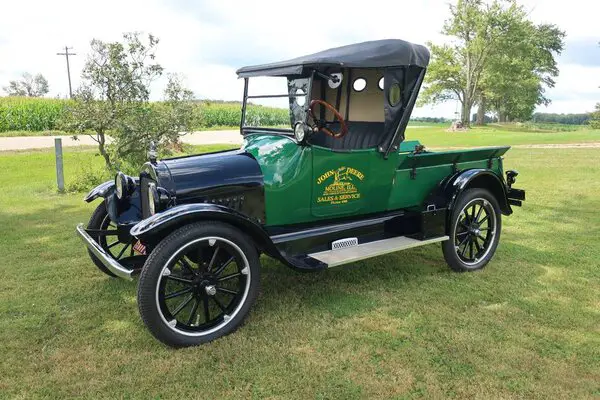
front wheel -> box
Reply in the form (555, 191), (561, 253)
(442, 188), (502, 272)
(137, 222), (260, 347)
(87, 202), (137, 277)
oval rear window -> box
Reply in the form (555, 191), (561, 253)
(388, 83), (401, 106)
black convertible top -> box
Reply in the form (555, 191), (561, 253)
(236, 39), (430, 78)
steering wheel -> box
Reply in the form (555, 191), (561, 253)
(308, 99), (348, 139)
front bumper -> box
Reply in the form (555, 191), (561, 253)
(76, 223), (135, 281)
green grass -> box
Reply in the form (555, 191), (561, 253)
(1, 142), (599, 398)
(407, 124), (600, 148)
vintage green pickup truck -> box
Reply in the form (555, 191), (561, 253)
(77, 39), (525, 347)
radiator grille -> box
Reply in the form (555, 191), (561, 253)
(331, 237), (359, 251)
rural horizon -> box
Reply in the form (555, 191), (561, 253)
(1, 0), (599, 119)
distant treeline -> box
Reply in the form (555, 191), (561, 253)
(410, 117), (452, 123)
(530, 112), (591, 125)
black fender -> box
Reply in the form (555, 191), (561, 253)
(442, 169), (512, 215)
(84, 180), (143, 226)
(84, 180), (114, 202)
(130, 203), (283, 261)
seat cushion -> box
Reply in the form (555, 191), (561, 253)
(309, 121), (384, 150)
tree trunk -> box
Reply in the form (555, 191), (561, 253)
(476, 94), (486, 125)
(97, 132), (112, 171)
(461, 100), (472, 127)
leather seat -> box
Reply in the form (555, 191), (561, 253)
(309, 121), (385, 150)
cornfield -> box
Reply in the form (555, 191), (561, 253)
(197, 102), (289, 128)
(0, 97), (290, 132)
(0, 97), (70, 132)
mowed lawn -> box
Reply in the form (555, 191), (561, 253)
(410, 124), (600, 147)
(0, 137), (599, 398)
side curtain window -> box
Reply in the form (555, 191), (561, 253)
(288, 77), (310, 127)
(382, 67), (424, 151)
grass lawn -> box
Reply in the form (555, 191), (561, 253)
(407, 125), (600, 148)
(0, 141), (599, 398)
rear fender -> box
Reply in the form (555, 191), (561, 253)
(130, 203), (281, 259)
(443, 169), (512, 215)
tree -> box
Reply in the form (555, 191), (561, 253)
(420, 0), (564, 125)
(60, 32), (195, 171)
(420, 0), (512, 125)
(591, 104), (600, 129)
(482, 21), (564, 122)
(3, 73), (49, 97)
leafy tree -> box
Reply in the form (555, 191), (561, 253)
(590, 104), (600, 129)
(60, 33), (195, 171)
(420, 0), (564, 125)
(419, 0), (512, 125)
(482, 21), (564, 122)
(3, 73), (49, 97)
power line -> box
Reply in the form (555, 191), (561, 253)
(57, 46), (76, 98)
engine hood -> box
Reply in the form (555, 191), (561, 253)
(151, 149), (265, 223)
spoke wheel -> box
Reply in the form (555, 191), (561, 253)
(442, 188), (502, 272)
(157, 237), (249, 334)
(453, 198), (496, 265)
(98, 214), (136, 261)
(137, 222), (260, 347)
(86, 202), (137, 277)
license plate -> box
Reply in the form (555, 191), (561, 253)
(133, 240), (147, 255)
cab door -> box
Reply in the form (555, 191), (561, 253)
(310, 146), (396, 218)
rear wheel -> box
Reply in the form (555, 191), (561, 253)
(87, 202), (136, 277)
(442, 188), (502, 272)
(137, 222), (260, 347)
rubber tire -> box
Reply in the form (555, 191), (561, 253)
(86, 202), (118, 277)
(137, 221), (261, 348)
(442, 188), (502, 272)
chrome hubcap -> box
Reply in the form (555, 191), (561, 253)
(205, 285), (217, 296)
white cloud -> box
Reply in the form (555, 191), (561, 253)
(0, 0), (598, 117)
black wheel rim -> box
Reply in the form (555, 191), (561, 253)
(156, 237), (250, 335)
(453, 198), (496, 265)
(98, 214), (136, 260)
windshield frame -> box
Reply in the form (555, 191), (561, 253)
(240, 72), (314, 135)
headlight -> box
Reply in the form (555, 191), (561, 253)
(294, 122), (306, 142)
(115, 172), (127, 199)
(148, 182), (158, 216)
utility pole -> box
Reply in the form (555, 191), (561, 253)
(57, 46), (76, 98)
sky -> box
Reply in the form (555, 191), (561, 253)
(0, 0), (598, 118)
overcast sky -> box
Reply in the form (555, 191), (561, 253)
(1, 0), (598, 117)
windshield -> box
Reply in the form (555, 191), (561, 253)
(241, 76), (310, 132)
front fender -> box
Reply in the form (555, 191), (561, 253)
(444, 169), (512, 215)
(130, 203), (280, 258)
(84, 180), (114, 202)
(85, 180), (143, 225)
